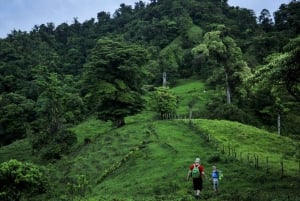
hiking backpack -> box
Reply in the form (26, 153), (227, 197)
(191, 164), (200, 178)
(212, 170), (219, 179)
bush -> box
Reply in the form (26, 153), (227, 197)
(207, 153), (222, 163)
(206, 102), (250, 124)
(0, 159), (47, 201)
(32, 129), (77, 161)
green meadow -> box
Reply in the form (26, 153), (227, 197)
(0, 80), (299, 201)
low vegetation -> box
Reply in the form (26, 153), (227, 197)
(0, 0), (299, 200)
(1, 80), (299, 201)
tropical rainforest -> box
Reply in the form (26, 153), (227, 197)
(0, 0), (299, 200)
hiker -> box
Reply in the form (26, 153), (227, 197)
(210, 165), (219, 193)
(186, 158), (205, 199)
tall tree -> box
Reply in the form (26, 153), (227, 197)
(82, 37), (149, 127)
(191, 25), (251, 104)
(248, 36), (300, 135)
(252, 36), (300, 102)
(258, 9), (274, 32)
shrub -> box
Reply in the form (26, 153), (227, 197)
(207, 153), (222, 163)
(0, 159), (47, 201)
(32, 129), (77, 161)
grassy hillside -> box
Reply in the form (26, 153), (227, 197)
(0, 79), (299, 201)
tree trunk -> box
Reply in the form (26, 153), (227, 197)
(162, 72), (167, 87)
(189, 106), (193, 120)
(277, 113), (281, 136)
(225, 72), (231, 104)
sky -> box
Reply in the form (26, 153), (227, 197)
(0, 0), (292, 39)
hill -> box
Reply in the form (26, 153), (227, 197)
(0, 80), (299, 201)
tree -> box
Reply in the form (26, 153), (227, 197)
(274, 1), (300, 36)
(254, 36), (300, 101)
(0, 159), (47, 201)
(34, 72), (65, 134)
(248, 36), (300, 135)
(0, 93), (34, 145)
(82, 37), (149, 127)
(30, 69), (78, 159)
(191, 25), (251, 104)
(258, 9), (274, 32)
(151, 87), (177, 119)
(187, 94), (201, 120)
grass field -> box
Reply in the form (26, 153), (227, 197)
(0, 79), (299, 201)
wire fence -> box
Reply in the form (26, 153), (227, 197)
(160, 114), (300, 178)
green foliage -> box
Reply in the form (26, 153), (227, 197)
(31, 129), (77, 161)
(158, 37), (185, 84)
(34, 73), (65, 134)
(66, 174), (91, 201)
(0, 159), (47, 201)
(207, 153), (222, 163)
(0, 92), (299, 200)
(185, 25), (203, 45)
(191, 25), (252, 105)
(247, 36), (300, 133)
(82, 36), (149, 127)
(206, 101), (251, 123)
(0, 93), (34, 145)
(150, 87), (177, 118)
(0, 0), (300, 200)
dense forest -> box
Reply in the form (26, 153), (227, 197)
(0, 0), (299, 200)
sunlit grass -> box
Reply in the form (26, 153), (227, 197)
(190, 119), (299, 175)
(172, 79), (213, 116)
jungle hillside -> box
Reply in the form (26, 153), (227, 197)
(0, 0), (299, 200)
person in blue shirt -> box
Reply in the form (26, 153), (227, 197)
(211, 165), (219, 193)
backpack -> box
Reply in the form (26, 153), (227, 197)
(212, 170), (219, 179)
(191, 164), (200, 178)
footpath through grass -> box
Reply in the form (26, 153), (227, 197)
(64, 117), (299, 200)
(0, 116), (299, 200)
(0, 79), (299, 200)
